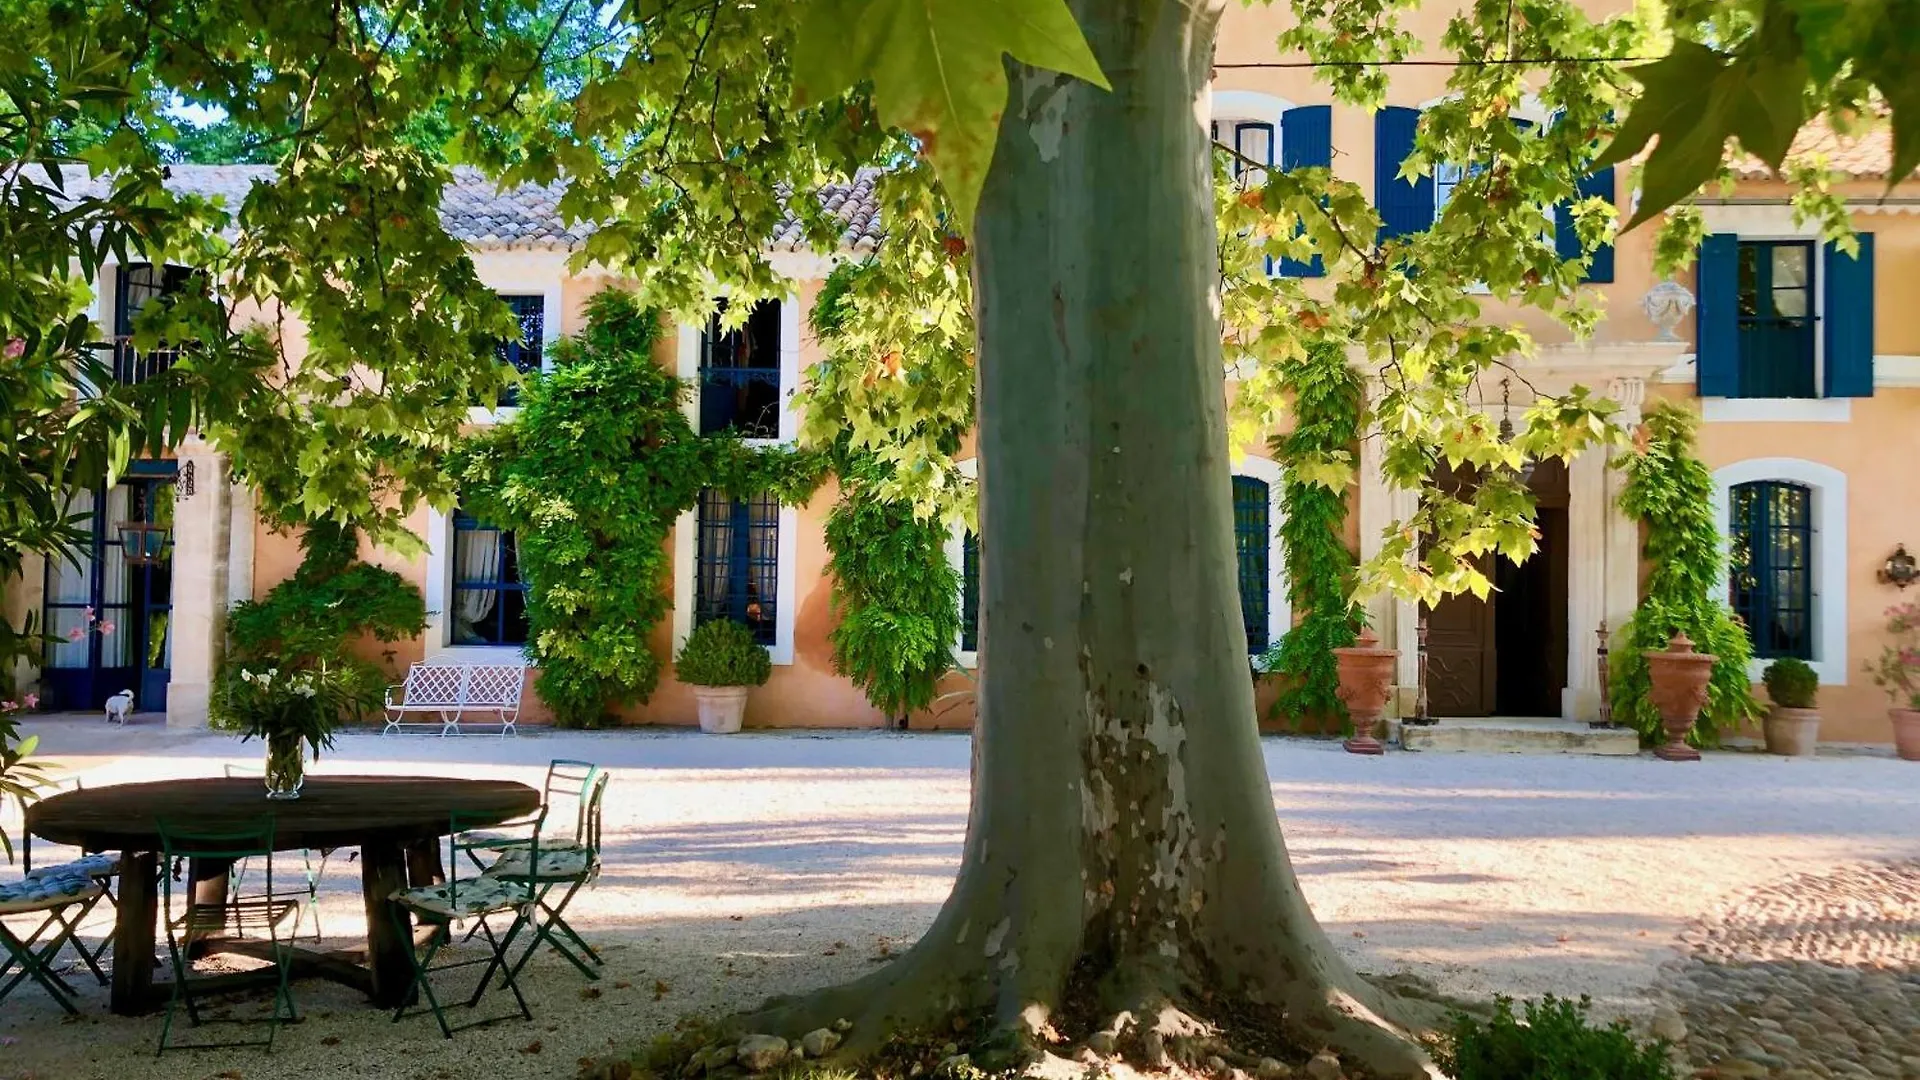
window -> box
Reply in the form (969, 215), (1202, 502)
(1433, 162), (1467, 213)
(694, 490), (779, 646)
(1232, 122), (1273, 186)
(1735, 241), (1817, 399)
(1232, 475), (1271, 654)
(495, 294), (545, 406)
(1728, 480), (1812, 660)
(451, 511), (529, 646)
(108, 263), (197, 385)
(698, 299), (783, 438)
(960, 529), (980, 654)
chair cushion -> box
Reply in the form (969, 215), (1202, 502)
(392, 876), (533, 919)
(486, 846), (598, 882)
(27, 854), (119, 881)
(0, 876), (104, 916)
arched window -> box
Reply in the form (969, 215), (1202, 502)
(1232, 475), (1272, 654)
(1728, 480), (1813, 660)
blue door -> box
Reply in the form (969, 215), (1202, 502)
(42, 465), (176, 713)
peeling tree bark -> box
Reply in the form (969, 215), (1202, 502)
(748, 3), (1438, 1076)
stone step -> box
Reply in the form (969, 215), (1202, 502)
(1399, 717), (1641, 756)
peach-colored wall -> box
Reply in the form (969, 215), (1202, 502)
(1640, 386), (1920, 745)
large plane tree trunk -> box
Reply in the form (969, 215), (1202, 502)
(744, 2), (1437, 1076)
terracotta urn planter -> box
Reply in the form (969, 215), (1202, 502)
(693, 685), (751, 734)
(1335, 628), (1398, 756)
(1644, 631), (1716, 761)
(1892, 708), (1920, 761)
(1763, 706), (1821, 758)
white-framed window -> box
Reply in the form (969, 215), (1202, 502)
(467, 252), (565, 424)
(1230, 455), (1292, 656)
(423, 504), (532, 665)
(1710, 457), (1848, 684)
(943, 459), (981, 668)
(670, 294), (803, 666)
(1211, 90), (1292, 181)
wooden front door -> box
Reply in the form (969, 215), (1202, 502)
(1425, 575), (1496, 717)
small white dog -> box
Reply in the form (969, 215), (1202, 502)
(104, 689), (134, 724)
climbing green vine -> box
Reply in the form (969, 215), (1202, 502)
(804, 241), (974, 723)
(1255, 342), (1364, 731)
(453, 289), (827, 728)
(1609, 403), (1762, 746)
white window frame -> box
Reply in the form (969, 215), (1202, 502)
(670, 294), (803, 666)
(943, 459), (982, 669)
(466, 251), (566, 425)
(422, 504), (532, 665)
(1710, 457), (1848, 685)
(1231, 455), (1293, 656)
(1696, 204), (1846, 421)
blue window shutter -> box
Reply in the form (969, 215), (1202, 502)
(1555, 167), (1616, 282)
(1823, 233), (1875, 397)
(1374, 107), (1432, 239)
(1278, 106), (1331, 277)
(1697, 233), (1741, 397)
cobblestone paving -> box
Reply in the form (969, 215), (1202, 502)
(1657, 862), (1920, 1079)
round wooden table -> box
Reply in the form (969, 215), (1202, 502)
(27, 775), (541, 1015)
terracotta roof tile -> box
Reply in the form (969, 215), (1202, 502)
(40, 163), (881, 254)
(1731, 122), (1910, 181)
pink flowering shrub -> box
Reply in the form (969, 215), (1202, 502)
(1866, 601), (1920, 710)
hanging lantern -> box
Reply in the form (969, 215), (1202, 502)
(117, 521), (169, 565)
(1498, 377), (1536, 484)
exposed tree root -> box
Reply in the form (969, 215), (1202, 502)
(580, 935), (1450, 1080)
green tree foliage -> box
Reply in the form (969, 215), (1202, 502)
(455, 289), (828, 727)
(212, 519), (426, 729)
(1609, 403), (1761, 746)
(1604, 0), (1920, 231)
(1257, 343), (1364, 731)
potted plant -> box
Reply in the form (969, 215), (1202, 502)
(1866, 602), (1920, 761)
(1760, 657), (1820, 757)
(676, 619), (772, 734)
(212, 663), (346, 798)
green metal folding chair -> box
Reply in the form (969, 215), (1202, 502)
(389, 809), (542, 1038)
(222, 764), (328, 940)
(14, 776), (118, 977)
(465, 759), (598, 866)
(157, 818), (302, 1056)
(0, 862), (111, 1015)
(492, 769), (608, 982)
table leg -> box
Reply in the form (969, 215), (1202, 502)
(405, 839), (445, 887)
(360, 841), (413, 1008)
(110, 851), (158, 1016)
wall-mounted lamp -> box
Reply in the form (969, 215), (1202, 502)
(1881, 544), (1918, 590)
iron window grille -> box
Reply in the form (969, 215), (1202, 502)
(451, 511), (530, 646)
(1728, 479), (1813, 660)
(960, 530), (981, 654)
(694, 490), (779, 646)
(698, 300), (783, 438)
(1232, 475), (1271, 654)
(495, 294), (545, 406)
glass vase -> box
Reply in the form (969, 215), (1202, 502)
(264, 733), (306, 800)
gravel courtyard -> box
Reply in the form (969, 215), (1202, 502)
(2, 720), (1917, 1080)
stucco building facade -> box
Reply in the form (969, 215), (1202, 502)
(9, 2), (1920, 745)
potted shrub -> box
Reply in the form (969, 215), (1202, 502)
(1866, 602), (1920, 761)
(1760, 657), (1820, 757)
(676, 619), (772, 734)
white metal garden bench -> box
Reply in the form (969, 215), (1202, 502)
(382, 663), (527, 737)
